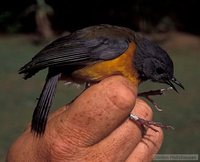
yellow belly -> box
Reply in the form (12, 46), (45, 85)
(72, 42), (140, 85)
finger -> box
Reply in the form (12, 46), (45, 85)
(94, 99), (153, 162)
(126, 127), (163, 162)
(47, 76), (137, 146)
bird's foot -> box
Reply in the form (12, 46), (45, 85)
(129, 114), (174, 132)
(138, 87), (173, 111)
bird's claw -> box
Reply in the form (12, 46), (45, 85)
(138, 87), (173, 111)
(129, 114), (174, 132)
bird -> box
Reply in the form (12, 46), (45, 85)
(19, 24), (184, 136)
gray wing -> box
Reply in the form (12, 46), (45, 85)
(19, 25), (133, 79)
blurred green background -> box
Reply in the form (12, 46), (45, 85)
(1, 0), (200, 161)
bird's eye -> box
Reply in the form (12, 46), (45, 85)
(156, 67), (164, 74)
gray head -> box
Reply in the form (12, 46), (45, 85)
(133, 36), (184, 92)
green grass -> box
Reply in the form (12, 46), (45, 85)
(0, 35), (200, 161)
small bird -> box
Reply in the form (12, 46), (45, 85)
(19, 24), (184, 136)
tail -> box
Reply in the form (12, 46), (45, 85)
(31, 71), (61, 136)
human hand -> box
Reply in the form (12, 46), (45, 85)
(7, 76), (163, 162)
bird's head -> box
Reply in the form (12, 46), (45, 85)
(133, 36), (184, 92)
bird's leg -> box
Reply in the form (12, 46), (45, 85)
(138, 87), (173, 111)
(129, 114), (174, 133)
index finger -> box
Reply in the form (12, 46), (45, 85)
(48, 76), (137, 146)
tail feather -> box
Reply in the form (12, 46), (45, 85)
(31, 72), (60, 136)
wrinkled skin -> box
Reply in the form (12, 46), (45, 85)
(7, 76), (163, 162)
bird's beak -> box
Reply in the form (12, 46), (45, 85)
(164, 77), (184, 93)
(171, 77), (184, 89)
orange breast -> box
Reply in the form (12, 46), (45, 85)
(72, 42), (140, 85)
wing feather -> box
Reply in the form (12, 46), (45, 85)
(19, 25), (134, 79)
